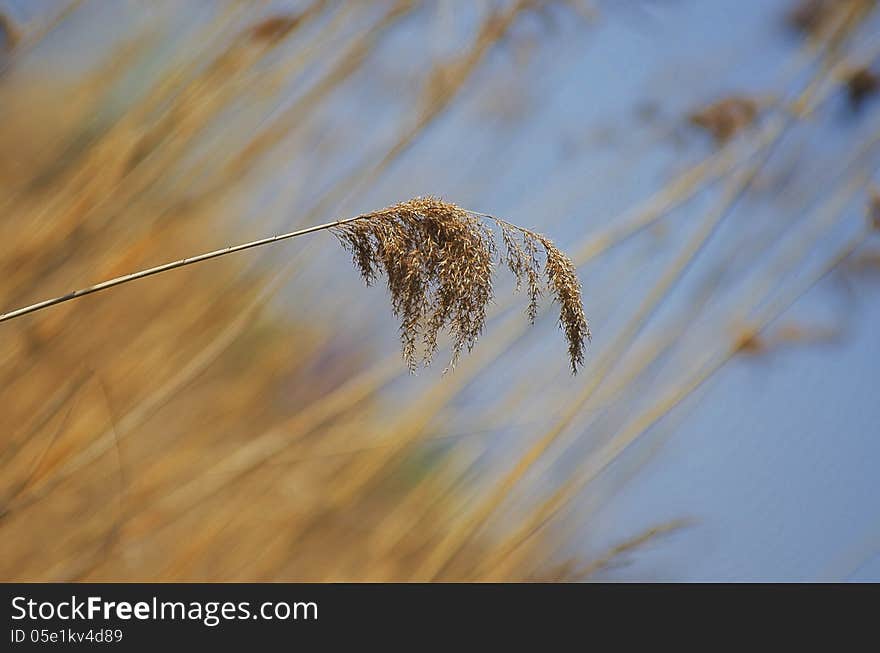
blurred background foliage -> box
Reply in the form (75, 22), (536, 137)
(0, 0), (878, 581)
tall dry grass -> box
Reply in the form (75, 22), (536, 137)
(0, 0), (878, 581)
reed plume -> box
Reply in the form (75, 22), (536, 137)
(334, 196), (589, 373)
(0, 196), (589, 373)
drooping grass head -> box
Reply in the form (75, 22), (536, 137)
(334, 196), (590, 373)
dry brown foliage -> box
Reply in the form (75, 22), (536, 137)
(787, 0), (877, 38)
(732, 325), (765, 356)
(789, 0), (840, 36)
(333, 197), (590, 373)
(733, 322), (841, 357)
(250, 14), (308, 43)
(689, 96), (760, 144)
(846, 66), (880, 110)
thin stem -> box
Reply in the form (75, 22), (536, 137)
(0, 214), (368, 324)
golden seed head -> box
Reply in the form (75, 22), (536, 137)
(333, 196), (590, 373)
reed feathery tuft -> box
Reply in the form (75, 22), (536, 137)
(333, 196), (590, 373)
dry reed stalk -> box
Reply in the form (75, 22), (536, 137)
(0, 196), (588, 373)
